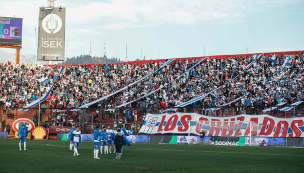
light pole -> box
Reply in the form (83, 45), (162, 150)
(36, 79), (42, 126)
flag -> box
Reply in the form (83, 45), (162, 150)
(253, 54), (262, 60)
(37, 78), (49, 86)
(246, 54), (262, 70)
(245, 62), (254, 70)
(281, 56), (291, 70)
(163, 90), (167, 100)
(271, 54), (276, 61)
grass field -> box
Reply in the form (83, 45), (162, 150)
(0, 139), (303, 173)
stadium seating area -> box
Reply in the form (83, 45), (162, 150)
(1, 50), (304, 133)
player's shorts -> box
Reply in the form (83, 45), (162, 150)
(70, 137), (74, 143)
(19, 137), (26, 143)
(100, 140), (108, 146)
(74, 142), (79, 147)
(94, 141), (99, 148)
(108, 140), (113, 145)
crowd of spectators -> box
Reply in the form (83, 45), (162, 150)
(1, 52), (304, 122)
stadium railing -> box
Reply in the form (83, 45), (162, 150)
(1, 105), (304, 135)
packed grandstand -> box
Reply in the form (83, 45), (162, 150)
(1, 50), (304, 132)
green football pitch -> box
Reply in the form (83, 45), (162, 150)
(0, 139), (303, 173)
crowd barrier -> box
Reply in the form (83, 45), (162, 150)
(1, 106), (304, 136)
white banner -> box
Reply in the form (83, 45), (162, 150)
(139, 113), (304, 137)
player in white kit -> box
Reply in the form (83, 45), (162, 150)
(72, 127), (82, 156)
(106, 125), (115, 153)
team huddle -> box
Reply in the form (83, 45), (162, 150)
(68, 125), (126, 159)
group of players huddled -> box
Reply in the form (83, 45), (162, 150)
(68, 124), (128, 159)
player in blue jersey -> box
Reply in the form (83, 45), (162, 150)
(93, 126), (101, 159)
(106, 125), (115, 153)
(72, 126), (81, 156)
(17, 124), (28, 151)
(100, 126), (108, 155)
(68, 125), (76, 151)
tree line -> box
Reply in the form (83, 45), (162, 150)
(64, 55), (124, 64)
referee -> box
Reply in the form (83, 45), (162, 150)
(114, 127), (124, 160)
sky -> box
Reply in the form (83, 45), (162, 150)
(0, 0), (304, 62)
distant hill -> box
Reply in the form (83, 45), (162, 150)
(64, 55), (123, 64)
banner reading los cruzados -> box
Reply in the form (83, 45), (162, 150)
(139, 113), (304, 137)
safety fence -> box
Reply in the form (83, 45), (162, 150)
(1, 105), (304, 135)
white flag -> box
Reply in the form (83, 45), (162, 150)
(271, 54), (276, 61)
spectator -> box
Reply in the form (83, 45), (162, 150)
(32, 114), (36, 123)
(90, 124), (95, 134)
(83, 122), (88, 134)
(200, 129), (205, 144)
(45, 122), (49, 136)
(6, 123), (10, 134)
(2, 120), (5, 131)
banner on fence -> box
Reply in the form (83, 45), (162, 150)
(139, 113), (304, 137)
(49, 126), (72, 134)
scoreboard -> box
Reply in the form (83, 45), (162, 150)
(0, 17), (23, 45)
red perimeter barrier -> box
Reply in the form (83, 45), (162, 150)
(44, 50), (303, 67)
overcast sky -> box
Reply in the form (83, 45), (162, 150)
(0, 0), (303, 61)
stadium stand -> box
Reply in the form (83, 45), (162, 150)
(1, 50), (304, 134)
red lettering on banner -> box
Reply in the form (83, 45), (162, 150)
(234, 116), (245, 136)
(260, 117), (275, 136)
(244, 118), (258, 136)
(288, 120), (303, 137)
(178, 115), (192, 132)
(221, 118), (235, 136)
(164, 115), (178, 131)
(273, 121), (288, 137)
(157, 115), (166, 132)
(209, 119), (221, 136)
(196, 117), (209, 134)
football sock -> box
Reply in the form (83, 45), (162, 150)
(100, 146), (103, 154)
(19, 142), (21, 150)
(94, 150), (96, 158)
(109, 146), (112, 152)
(24, 142), (26, 150)
(95, 150), (98, 158)
(75, 148), (78, 155)
(104, 146), (108, 154)
(74, 148), (76, 155)
(70, 144), (72, 149)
